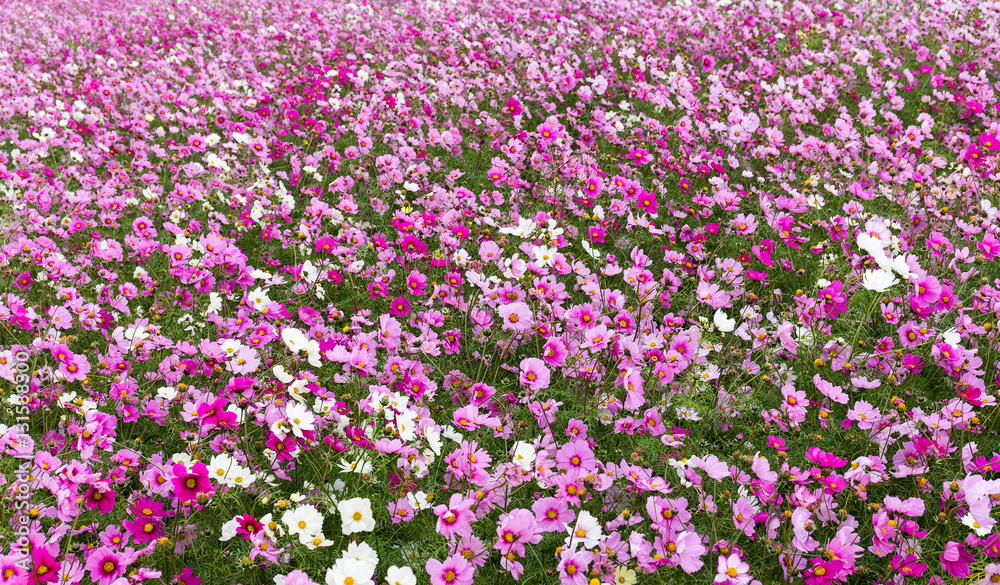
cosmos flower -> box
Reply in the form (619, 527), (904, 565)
(519, 358), (551, 391)
(861, 268), (898, 292)
(171, 462), (214, 502)
(338, 498), (376, 535)
(84, 547), (133, 585)
(425, 555), (474, 585)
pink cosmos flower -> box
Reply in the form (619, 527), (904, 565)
(813, 374), (847, 404)
(528, 399), (562, 427)
(444, 441), (492, 484)
(714, 553), (751, 585)
(499, 302), (534, 333)
(281, 570), (317, 585)
(454, 535), (489, 568)
(884, 496), (925, 517)
(696, 281), (730, 309)
(433, 493), (475, 540)
(627, 146), (651, 165)
(537, 121), (561, 142)
(519, 357), (551, 392)
(388, 297), (412, 317)
(732, 497), (757, 536)
(233, 513), (264, 539)
(781, 385), (807, 417)
(82, 482), (116, 514)
(583, 176), (603, 197)
(123, 514), (166, 544)
(532, 497), (574, 532)
(494, 508), (541, 558)
(844, 401), (880, 430)
(557, 549), (591, 585)
(674, 531), (707, 573)
(13, 271), (33, 291)
(541, 337), (569, 367)
(556, 441), (596, 473)
(581, 324), (612, 351)
(817, 280), (848, 318)
(751, 238), (775, 267)
(59, 353), (91, 383)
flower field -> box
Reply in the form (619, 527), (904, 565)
(2, 0), (1000, 583)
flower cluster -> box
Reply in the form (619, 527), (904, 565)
(0, 0), (999, 584)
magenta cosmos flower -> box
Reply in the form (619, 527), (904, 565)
(911, 274), (941, 306)
(171, 462), (214, 502)
(940, 541), (975, 578)
(805, 447), (847, 468)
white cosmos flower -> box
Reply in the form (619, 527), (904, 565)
(247, 286), (272, 310)
(157, 386), (177, 400)
(281, 327), (309, 353)
(287, 379), (310, 403)
(325, 558), (375, 585)
(338, 497), (376, 535)
(225, 465), (256, 489)
(208, 453), (236, 482)
(220, 516), (240, 541)
(283, 504), (324, 538)
(303, 341), (322, 367)
(281, 327), (322, 367)
(511, 441), (536, 472)
(393, 409), (418, 442)
(301, 260), (319, 285)
(299, 531), (334, 550)
(422, 427), (442, 456)
(220, 338), (243, 358)
(259, 513), (284, 538)
(890, 255), (913, 279)
(861, 269), (898, 292)
(713, 309), (736, 333)
(856, 232), (884, 255)
(581, 239), (600, 259)
(532, 245), (556, 267)
(338, 458), (373, 474)
(961, 510), (995, 537)
(499, 216), (536, 237)
(385, 566), (417, 585)
(564, 510), (602, 549)
(285, 402), (316, 438)
(273, 365), (295, 383)
(676, 406), (702, 421)
(405, 490), (434, 511)
(341, 541), (379, 569)
(983, 198), (999, 220)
